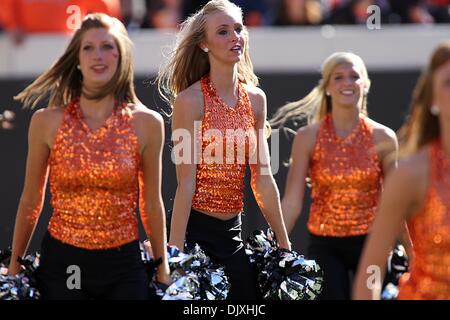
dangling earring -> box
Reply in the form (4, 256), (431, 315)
(431, 105), (440, 116)
(77, 65), (81, 70)
(203, 48), (209, 53)
(326, 91), (330, 96)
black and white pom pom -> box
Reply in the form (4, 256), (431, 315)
(0, 248), (40, 300)
(141, 243), (229, 300)
(245, 229), (324, 300)
(381, 243), (409, 300)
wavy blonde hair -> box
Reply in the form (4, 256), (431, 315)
(270, 52), (371, 129)
(15, 13), (139, 109)
(156, 0), (258, 107)
(398, 41), (450, 155)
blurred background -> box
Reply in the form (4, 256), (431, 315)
(0, 0), (449, 254)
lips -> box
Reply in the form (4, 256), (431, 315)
(340, 89), (355, 96)
(90, 65), (107, 73)
(230, 45), (242, 52)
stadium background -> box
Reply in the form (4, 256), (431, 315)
(1, 1), (449, 254)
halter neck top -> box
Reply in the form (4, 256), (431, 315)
(191, 75), (256, 214)
(308, 114), (383, 237)
(47, 98), (141, 249)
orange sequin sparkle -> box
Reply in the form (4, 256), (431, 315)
(47, 98), (141, 249)
(307, 114), (383, 237)
(398, 140), (450, 300)
(191, 75), (256, 214)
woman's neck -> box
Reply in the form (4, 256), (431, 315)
(209, 63), (239, 98)
(79, 94), (116, 120)
(439, 116), (450, 157)
(330, 105), (361, 134)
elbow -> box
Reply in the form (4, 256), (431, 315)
(17, 196), (43, 224)
(253, 175), (278, 197)
(176, 179), (196, 197)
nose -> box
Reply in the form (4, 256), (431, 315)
(344, 76), (355, 85)
(231, 30), (239, 42)
(92, 47), (103, 61)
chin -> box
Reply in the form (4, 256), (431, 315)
(89, 77), (113, 87)
(338, 101), (359, 109)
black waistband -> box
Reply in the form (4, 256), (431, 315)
(189, 208), (241, 230)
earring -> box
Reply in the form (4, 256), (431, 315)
(430, 105), (440, 116)
(203, 48), (209, 53)
(77, 65), (81, 70)
(326, 92), (330, 96)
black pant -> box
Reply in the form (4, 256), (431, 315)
(36, 232), (150, 300)
(307, 233), (366, 300)
(186, 209), (261, 300)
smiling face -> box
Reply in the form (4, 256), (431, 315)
(432, 59), (450, 120)
(326, 62), (367, 110)
(202, 10), (245, 65)
(78, 27), (120, 90)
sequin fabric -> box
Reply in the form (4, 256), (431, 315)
(191, 75), (256, 214)
(398, 140), (450, 299)
(47, 98), (140, 249)
(307, 114), (383, 237)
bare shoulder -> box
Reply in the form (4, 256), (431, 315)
(130, 103), (164, 129)
(397, 147), (429, 182)
(292, 121), (321, 156)
(295, 121), (321, 143)
(31, 106), (64, 126)
(243, 83), (266, 100)
(389, 147), (429, 214)
(173, 81), (204, 120)
(30, 107), (65, 147)
(243, 83), (266, 115)
(365, 117), (397, 144)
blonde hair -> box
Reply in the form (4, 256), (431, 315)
(270, 52), (371, 129)
(398, 41), (450, 155)
(156, 0), (258, 107)
(15, 13), (139, 109)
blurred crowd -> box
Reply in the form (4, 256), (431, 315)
(0, 0), (449, 38)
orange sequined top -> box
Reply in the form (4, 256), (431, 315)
(398, 140), (450, 300)
(308, 114), (383, 237)
(47, 98), (141, 249)
(191, 75), (256, 214)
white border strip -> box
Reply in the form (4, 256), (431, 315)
(0, 25), (449, 78)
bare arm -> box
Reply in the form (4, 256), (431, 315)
(168, 91), (202, 250)
(138, 110), (171, 284)
(249, 89), (291, 250)
(353, 161), (420, 299)
(8, 110), (50, 275)
(376, 126), (414, 259)
(281, 127), (314, 234)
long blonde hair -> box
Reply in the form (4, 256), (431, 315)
(15, 13), (139, 109)
(398, 41), (450, 155)
(156, 0), (258, 106)
(270, 52), (371, 129)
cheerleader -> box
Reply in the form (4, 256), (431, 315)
(270, 52), (412, 300)
(7, 13), (170, 299)
(156, 0), (291, 300)
(354, 41), (450, 300)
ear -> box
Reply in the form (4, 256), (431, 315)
(324, 84), (330, 96)
(199, 42), (208, 52)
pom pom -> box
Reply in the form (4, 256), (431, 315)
(141, 242), (229, 300)
(245, 229), (323, 300)
(0, 248), (40, 300)
(381, 243), (409, 300)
